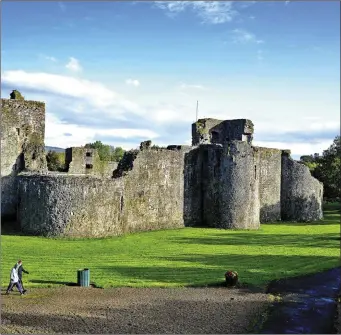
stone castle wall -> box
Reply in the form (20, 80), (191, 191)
(184, 143), (281, 229)
(219, 142), (261, 229)
(186, 143), (261, 229)
(17, 174), (123, 237)
(183, 142), (321, 230)
(1, 98), (47, 218)
(65, 147), (118, 178)
(281, 152), (323, 221)
(258, 147), (282, 222)
(192, 118), (254, 146)
(17, 148), (188, 237)
(13, 141), (324, 237)
(183, 147), (203, 226)
(1, 176), (19, 218)
(1, 96), (324, 236)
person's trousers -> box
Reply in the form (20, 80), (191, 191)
(19, 279), (25, 290)
(10, 278), (25, 291)
(6, 281), (23, 294)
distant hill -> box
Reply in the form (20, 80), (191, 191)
(45, 146), (65, 153)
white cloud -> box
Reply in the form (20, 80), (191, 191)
(154, 1), (188, 14)
(65, 57), (82, 72)
(37, 54), (58, 62)
(232, 29), (264, 44)
(179, 83), (205, 90)
(2, 70), (338, 156)
(1, 70), (141, 114)
(1, 70), (190, 147)
(150, 105), (193, 123)
(45, 114), (159, 148)
(125, 79), (140, 87)
(253, 140), (332, 158)
(154, 1), (237, 24)
(45, 56), (57, 62)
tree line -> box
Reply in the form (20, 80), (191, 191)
(299, 135), (340, 200)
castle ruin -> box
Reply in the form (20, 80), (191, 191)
(1, 93), (323, 237)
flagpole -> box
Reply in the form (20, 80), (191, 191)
(196, 100), (198, 121)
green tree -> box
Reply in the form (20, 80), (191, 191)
(111, 147), (125, 162)
(299, 155), (319, 172)
(300, 155), (314, 163)
(84, 141), (125, 162)
(85, 141), (112, 161)
(46, 151), (65, 171)
(313, 136), (341, 200)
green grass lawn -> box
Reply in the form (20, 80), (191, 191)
(1, 203), (340, 290)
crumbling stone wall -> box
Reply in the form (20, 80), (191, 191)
(17, 147), (189, 237)
(2, 94), (324, 235)
(1, 98), (47, 175)
(15, 140), (324, 236)
(65, 147), (99, 174)
(117, 147), (188, 233)
(65, 147), (117, 178)
(112, 149), (139, 178)
(192, 118), (254, 146)
(1, 176), (19, 219)
(185, 142), (260, 229)
(103, 161), (118, 177)
(183, 147), (203, 226)
(1, 98), (47, 218)
(192, 119), (223, 145)
(257, 147), (282, 222)
(281, 152), (323, 221)
(201, 145), (223, 227)
(219, 142), (260, 229)
(17, 174), (124, 237)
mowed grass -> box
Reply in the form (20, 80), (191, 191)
(1, 203), (340, 289)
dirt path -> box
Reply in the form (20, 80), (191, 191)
(0, 286), (270, 334)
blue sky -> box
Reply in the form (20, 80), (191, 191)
(1, 1), (340, 158)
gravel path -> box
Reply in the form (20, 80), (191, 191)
(1, 287), (270, 334)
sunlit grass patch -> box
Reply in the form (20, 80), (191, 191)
(1, 203), (339, 289)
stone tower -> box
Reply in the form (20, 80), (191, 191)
(192, 118), (254, 146)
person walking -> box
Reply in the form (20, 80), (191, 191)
(6, 263), (24, 295)
(15, 260), (29, 293)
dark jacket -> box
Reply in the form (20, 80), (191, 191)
(15, 264), (29, 279)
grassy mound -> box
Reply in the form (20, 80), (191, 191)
(1, 203), (339, 289)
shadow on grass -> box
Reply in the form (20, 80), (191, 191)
(29, 279), (78, 286)
(166, 232), (340, 249)
(29, 280), (102, 288)
(96, 254), (340, 289)
(272, 202), (340, 226)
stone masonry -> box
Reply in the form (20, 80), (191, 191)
(65, 147), (117, 177)
(0, 94), (324, 237)
(1, 95), (47, 218)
